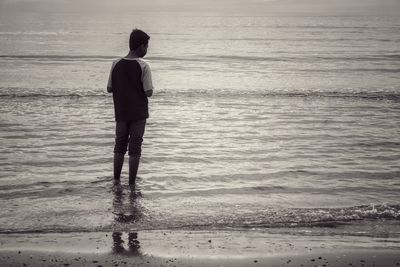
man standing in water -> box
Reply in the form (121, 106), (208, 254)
(107, 29), (153, 186)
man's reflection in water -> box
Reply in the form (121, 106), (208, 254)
(112, 232), (141, 256)
(112, 181), (142, 256)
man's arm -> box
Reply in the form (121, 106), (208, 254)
(107, 69), (113, 93)
(145, 90), (153, 97)
(107, 60), (120, 93)
(141, 60), (154, 98)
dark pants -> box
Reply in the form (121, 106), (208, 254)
(114, 120), (146, 157)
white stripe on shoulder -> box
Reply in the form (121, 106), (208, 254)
(135, 58), (150, 69)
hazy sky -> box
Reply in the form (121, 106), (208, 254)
(1, 0), (399, 15)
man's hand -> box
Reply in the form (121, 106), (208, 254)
(145, 90), (153, 97)
(107, 86), (113, 93)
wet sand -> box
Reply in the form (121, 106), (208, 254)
(0, 231), (399, 267)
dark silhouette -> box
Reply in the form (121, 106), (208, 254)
(112, 181), (142, 223)
(111, 181), (143, 256)
(112, 231), (141, 256)
(107, 29), (154, 187)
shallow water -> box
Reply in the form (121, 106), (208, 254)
(0, 94), (399, 234)
(0, 10), (399, 235)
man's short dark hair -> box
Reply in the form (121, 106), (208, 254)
(129, 29), (150, 51)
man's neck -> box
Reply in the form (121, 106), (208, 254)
(125, 51), (140, 59)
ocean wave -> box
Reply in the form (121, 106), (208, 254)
(0, 180), (399, 232)
(0, 54), (116, 62)
(0, 54), (197, 62)
(0, 92), (102, 98)
(158, 204), (400, 231)
(0, 89), (399, 101)
(0, 204), (398, 234)
(1, 54), (399, 63)
(270, 204), (400, 226)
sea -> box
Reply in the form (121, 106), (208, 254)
(0, 7), (399, 243)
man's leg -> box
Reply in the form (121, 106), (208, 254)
(113, 153), (125, 181)
(114, 121), (129, 180)
(128, 157), (140, 185)
(128, 120), (146, 186)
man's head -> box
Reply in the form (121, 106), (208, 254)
(129, 29), (150, 57)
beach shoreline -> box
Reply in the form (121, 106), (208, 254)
(1, 230), (399, 267)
